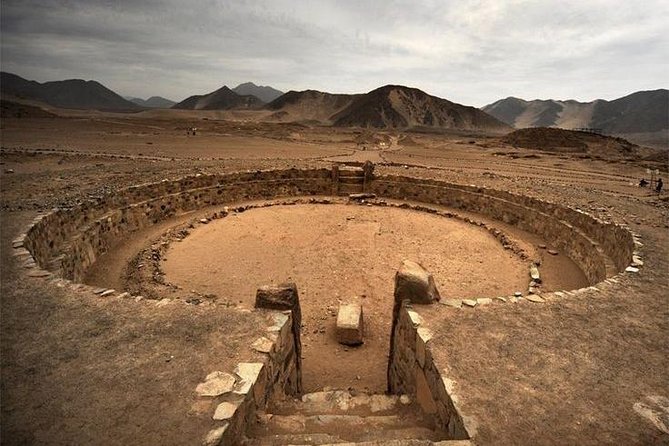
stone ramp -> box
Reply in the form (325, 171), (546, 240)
(242, 390), (463, 445)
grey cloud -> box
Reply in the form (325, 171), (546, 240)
(1, 0), (667, 106)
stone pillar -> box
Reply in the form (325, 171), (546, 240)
(387, 260), (440, 393)
(362, 161), (375, 192)
(255, 282), (302, 394)
(331, 164), (340, 196)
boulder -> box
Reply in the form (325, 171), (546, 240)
(394, 260), (441, 304)
(336, 303), (364, 345)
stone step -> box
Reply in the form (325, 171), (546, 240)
(250, 413), (445, 443)
(242, 432), (344, 446)
(339, 176), (365, 184)
(244, 438), (472, 446)
(338, 166), (364, 175)
(338, 184), (364, 195)
(270, 390), (409, 416)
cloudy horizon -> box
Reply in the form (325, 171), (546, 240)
(1, 0), (667, 107)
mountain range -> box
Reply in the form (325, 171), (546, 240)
(483, 90), (668, 146)
(171, 85), (264, 110)
(264, 85), (510, 131)
(232, 82), (283, 103)
(0, 72), (140, 111)
(1, 72), (665, 141)
(127, 96), (176, 108)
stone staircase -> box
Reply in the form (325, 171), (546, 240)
(242, 390), (462, 445)
(337, 166), (365, 195)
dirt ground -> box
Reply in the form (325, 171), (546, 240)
(1, 109), (667, 445)
(161, 203), (537, 393)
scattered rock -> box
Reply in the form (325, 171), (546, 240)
(547, 249), (559, 256)
(440, 299), (462, 309)
(633, 395), (669, 435)
(394, 260), (441, 304)
(100, 289), (115, 297)
(529, 264), (541, 282)
(625, 266), (639, 273)
(195, 371), (236, 397)
(462, 299), (477, 307)
(477, 297), (492, 305)
(514, 291), (523, 297)
(525, 295), (545, 303)
(27, 270), (51, 278)
(349, 193), (376, 200)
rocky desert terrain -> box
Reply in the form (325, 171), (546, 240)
(1, 102), (668, 445)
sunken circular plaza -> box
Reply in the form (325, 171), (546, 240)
(13, 164), (640, 444)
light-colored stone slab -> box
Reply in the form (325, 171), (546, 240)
(212, 402), (238, 421)
(234, 363), (263, 395)
(203, 424), (228, 446)
(525, 295), (545, 303)
(267, 312), (289, 332)
(195, 371), (236, 397)
(440, 299), (462, 309)
(336, 303), (364, 345)
(462, 299), (477, 307)
(477, 297), (492, 305)
(251, 337), (273, 354)
(407, 310), (423, 326)
(27, 270), (51, 278)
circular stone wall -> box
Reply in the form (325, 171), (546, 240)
(16, 167), (639, 394)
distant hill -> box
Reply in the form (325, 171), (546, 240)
(0, 72), (140, 111)
(265, 85), (509, 132)
(483, 90), (669, 147)
(332, 85), (510, 131)
(266, 90), (359, 123)
(127, 96), (175, 108)
(502, 127), (636, 154)
(232, 82), (283, 103)
(1, 99), (56, 118)
(172, 85), (263, 110)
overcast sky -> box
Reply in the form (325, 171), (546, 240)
(1, 0), (667, 106)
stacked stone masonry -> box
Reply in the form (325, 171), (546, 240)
(389, 302), (472, 440)
(205, 309), (301, 445)
(24, 169), (633, 287)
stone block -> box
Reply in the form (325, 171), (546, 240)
(336, 303), (364, 345)
(255, 283), (299, 311)
(394, 260), (441, 304)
